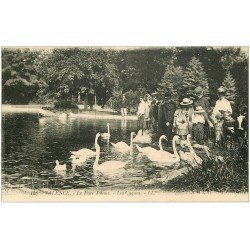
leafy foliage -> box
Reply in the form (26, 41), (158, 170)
(2, 48), (46, 104)
(54, 100), (78, 109)
(222, 71), (237, 104)
(157, 64), (183, 103)
(1, 47), (248, 110)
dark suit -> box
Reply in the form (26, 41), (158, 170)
(158, 100), (176, 139)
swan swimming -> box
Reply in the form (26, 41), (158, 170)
(111, 132), (136, 152)
(54, 160), (67, 171)
(93, 133), (128, 172)
(143, 135), (180, 163)
(133, 129), (152, 144)
(70, 155), (87, 168)
(101, 123), (110, 139)
(70, 148), (96, 159)
(70, 134), (97, 159)
(136, 135), (166, 155)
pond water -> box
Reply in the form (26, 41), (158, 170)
(2, 112), (178, 191)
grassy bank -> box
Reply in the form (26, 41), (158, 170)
(165, 140), (248, 193)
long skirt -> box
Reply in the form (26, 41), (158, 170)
(193, 123), (205, 144)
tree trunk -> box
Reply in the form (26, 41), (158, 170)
(84, 93), (88, 111)
(89, 95), (94, 110)
(77, 91), (81, 103)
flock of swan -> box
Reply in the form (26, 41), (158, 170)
(55, 122), (210, 173)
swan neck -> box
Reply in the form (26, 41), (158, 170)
(159, 136), (164, 151)
(107, 124), (110, 134)
(130, 133), (133, 149)
(93, 144), (100, 169)
(94, 137), (98, 145)
(172, 136), (178, 157)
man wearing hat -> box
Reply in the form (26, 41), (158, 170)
(149, 92), (159, 129)
(213, 87), (232, 114)
(211, 87), (233, 143)
(158, 92), (176, 139)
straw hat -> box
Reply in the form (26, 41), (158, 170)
(180, 98), (193, 106)
(194, 106), (205, 113)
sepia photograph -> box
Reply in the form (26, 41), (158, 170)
(1, 46), (249, 202)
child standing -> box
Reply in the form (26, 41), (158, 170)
(192, 106), (206, 144)
(173, 98), (193, 140)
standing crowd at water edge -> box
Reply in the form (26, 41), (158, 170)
(119, 86), (248, 147)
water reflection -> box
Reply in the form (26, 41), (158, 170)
(2, 113), (177, 191)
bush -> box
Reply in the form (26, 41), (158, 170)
(54, 100), (79, 109)
(165, 140), (248, 193)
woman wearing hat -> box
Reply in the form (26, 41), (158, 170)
(192, 106), (206, 144)
(173, 98), (193, 140)
(193, 86), (213, 141)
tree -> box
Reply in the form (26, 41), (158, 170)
(222, 71), (237, 104)
(183, 57), (209, 97)
(157, 64), (183, 103)
(36, 48), (120, 108)
(3, 78), (41, 104)
(2, 48), (46, 104)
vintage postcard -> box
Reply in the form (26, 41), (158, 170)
(1, 46), (248, 202)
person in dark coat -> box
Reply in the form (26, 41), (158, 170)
(158, 93), (176, 139)
(149, 92), (159, 129)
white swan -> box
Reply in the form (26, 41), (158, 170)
(93, 133), (128, 172)
(70, 148), (96, 159)
(101, 123), (110, 139)
(70, 135), (97, 159)
(133, 129), (152, 144)
(70, 155), (87, 167)
(145, 135), (180, 163)
(54, 160), (66, 171)
(111, 132), (135, 152)
(136, 135), (166, 155)
(186, 135), (203, 165)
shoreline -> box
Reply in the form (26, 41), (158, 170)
(2, 104), (138, 120)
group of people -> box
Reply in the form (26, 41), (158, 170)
(120, 86), (247, 145)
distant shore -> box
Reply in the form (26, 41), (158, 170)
(2, 104), (138, 120)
